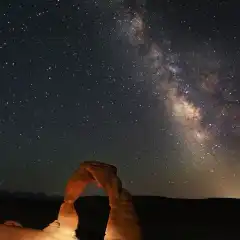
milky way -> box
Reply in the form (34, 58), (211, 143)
(115, 1), (240, 197)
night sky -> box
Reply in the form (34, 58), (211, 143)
(0, 0), (239, 198)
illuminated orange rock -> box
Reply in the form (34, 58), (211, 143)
(0, 161), (142, 240)
(62, 161), (142, 240)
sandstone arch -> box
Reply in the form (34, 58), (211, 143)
(54, 161), (142, 240)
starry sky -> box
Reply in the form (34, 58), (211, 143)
(0, 0), (239, 198)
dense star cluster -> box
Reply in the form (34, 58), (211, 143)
(0, 0), (239, 198)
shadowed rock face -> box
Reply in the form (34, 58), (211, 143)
(59, 161), (142, 240)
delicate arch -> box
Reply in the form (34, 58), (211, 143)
(56, 161), (142, 240)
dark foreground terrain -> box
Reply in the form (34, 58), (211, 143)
(0, 192), (239, 239)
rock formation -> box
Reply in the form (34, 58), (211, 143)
(58, 161), (142, 240)
(0, 161), (142, 240)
